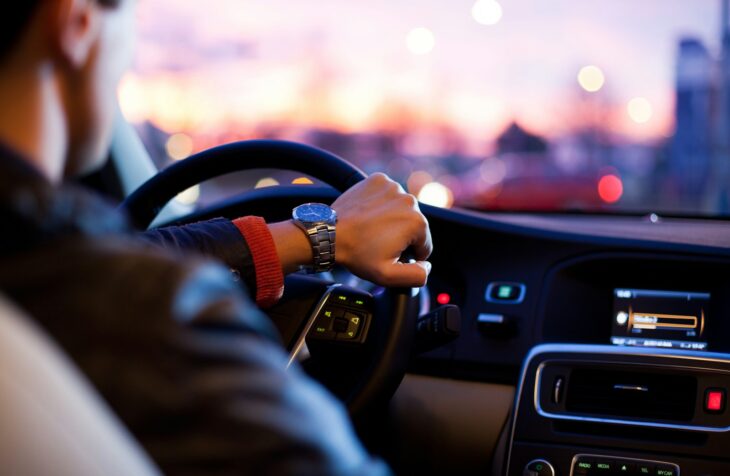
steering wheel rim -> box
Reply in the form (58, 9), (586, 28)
(119, 139), (419, 419)
(121, 139), (367, 229)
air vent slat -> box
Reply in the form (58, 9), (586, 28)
(565, 369), (696, 422)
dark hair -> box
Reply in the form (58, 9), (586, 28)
(0, 0), (121, 62)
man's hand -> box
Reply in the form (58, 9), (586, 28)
(332, 173), (432, 287)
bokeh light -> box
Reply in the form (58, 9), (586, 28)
(175, 185), (201, 205)
(472, 0), (503, 26)
(407, 171), (434, 195)
(418, 182), (454, 208)
(627, 97), (653, 124)
(406, 27), (436, 55)
(166, 133), (194, 161)
(577, 65), (605, 93)
(255, 177), (280, 188)
(480, 157), (507, 185)
(598, 174), (623, 203)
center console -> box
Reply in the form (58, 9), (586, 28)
(505, 344), (730, 476)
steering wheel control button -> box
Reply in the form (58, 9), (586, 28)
(333, 318), (349, 333)
(704, 388), (726, 413)
(485, 282), (526, 304)
(306, 286), (373, 344)
(335, 312), (364, 340)
(523, 459), (555, 476)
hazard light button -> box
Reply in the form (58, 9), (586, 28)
(705, 388), (726, 413)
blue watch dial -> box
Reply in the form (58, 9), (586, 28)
(293, 203), (336, 224)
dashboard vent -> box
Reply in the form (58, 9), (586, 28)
(565, 368), (697, 422)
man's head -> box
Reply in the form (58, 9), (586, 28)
(0, 0), (136, 180)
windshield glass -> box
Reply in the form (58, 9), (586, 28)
(121, 0), (721, 216)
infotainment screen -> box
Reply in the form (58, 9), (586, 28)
(611, 288), (709, 351)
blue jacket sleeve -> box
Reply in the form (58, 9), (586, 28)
(138, 218), (257, 294)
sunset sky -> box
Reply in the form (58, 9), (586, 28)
(119, 0), (718, 154)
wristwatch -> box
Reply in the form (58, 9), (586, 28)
(292, 203), (338, 273)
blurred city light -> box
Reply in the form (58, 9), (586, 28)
(418, 182), (454, 208)
(627, 97), (653, 123)
(292, 177), (315, 185)
(255, 177), (280, 188)
(166, 133), (194, 161)
(407, 171), (434, 195)
(597, 175), (623, 203)
(480, 157), (507, 185)
(118, 74), (145, 124)
(406, 27), (435, 55)
(175, 185), (201, 205)
(577, 65), (605, 92)
(472, 0), (503, 26)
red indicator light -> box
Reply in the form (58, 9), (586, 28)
(705, 389), (725, 413)
(436, 293), (451, 305)
(598, 174), (623, 204)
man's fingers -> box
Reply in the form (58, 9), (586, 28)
(380, 260), (432, 287)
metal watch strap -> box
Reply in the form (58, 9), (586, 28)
(304, 223), (336, 273)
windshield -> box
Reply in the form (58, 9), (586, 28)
(121, 0), (721, 216)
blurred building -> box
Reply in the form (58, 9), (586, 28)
(708, 0), (730, 212)
(676, 0), (730, 213)
(670, 38), (713, 209)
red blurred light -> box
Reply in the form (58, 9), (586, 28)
(706, 390), (725, 412)
(436, 293), (451, 305)
(598, 174), (623, 204)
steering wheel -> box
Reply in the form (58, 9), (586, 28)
(120, 140), (420, 419)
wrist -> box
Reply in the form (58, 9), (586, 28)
(269, 220), (314, 274)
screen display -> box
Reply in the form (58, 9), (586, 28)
(611, 288), (709, 351)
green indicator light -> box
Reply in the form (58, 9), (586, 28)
(498, 286), (512, 298)
(355, 299), (364, 305)
(597, 463), (610, 469)
(657, 471), (673, 476)
(639, 469), (650, 474)
(578, 462), (592, 469)
(315, 327), (326, 333)
(324, 311), (332, 317)
(535, 464), (543, 470)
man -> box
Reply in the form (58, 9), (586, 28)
(0, 0), (432, 474)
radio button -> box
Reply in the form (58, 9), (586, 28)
(655, 465), (678, 476)
(616, 461), (635, 473)
(592, 459), (614, 472)
(636, 463), (654, 474)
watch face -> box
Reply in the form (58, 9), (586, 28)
(293, 203), (336, 223)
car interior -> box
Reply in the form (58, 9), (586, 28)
(4, 1), (729, 475)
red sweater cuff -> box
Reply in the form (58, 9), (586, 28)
(232, 216), (284, 308)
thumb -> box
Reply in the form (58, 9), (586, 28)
(381, 260), (432, 287)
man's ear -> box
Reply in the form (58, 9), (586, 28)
(49, 0), (102, 68)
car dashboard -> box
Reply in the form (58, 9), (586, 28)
(416, 206), (730, 476)
(171, 186), (730, 475)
